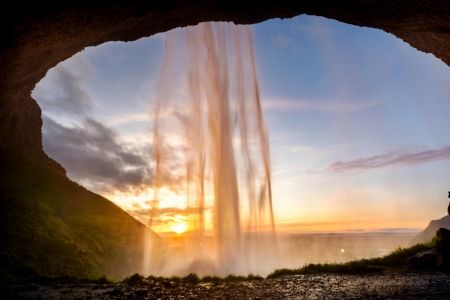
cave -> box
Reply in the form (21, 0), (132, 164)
(1, 1), (450, 163)
(2, 0), (450, 284)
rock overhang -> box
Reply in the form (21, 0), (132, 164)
(1, 0), (450, 160)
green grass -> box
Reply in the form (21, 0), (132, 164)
(0, 150), (164, 282)
(266, 238), (438, 279)
(124, 240), (439, 285)
(206, 273), (263, 282)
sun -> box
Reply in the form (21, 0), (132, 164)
(171, 223), (187, 235)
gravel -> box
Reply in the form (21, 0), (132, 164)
(10, 271), (450, 299)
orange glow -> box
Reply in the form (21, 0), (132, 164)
(171, 222), (187, 234)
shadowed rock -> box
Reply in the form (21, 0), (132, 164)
(436, 228), (450, 271)
(408, 228), (450, 271)
(407, 250), (438, 270)
(2, 1), (450, 161)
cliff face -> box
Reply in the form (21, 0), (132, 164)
(412, 216), (450, 245)
(0, 1), (450, 159)
(0, 90), (42, 156)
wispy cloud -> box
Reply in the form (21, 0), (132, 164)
(262, 98), (380, 113)
(33, 56), (94, 117)
(287, 145), (315, 153)
(326, 146), (450, 173)
(134, 205), (210, 217)
(105, 104), (182, 126)
(105, 112), (152, 126)
(131, 205), (211, 226)
(272, 31), (294, 48)
(294, 21), (330, 40)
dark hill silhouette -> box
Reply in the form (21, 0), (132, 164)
(0, 150), (164, 281)
(412, 215), (450, 245)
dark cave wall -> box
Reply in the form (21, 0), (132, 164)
(1, 0), (450, 161)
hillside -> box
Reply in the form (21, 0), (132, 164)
(0, 150), (164, 281)
(412, 215), (450, 245)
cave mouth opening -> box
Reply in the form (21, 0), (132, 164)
(31, 15), (450, 275)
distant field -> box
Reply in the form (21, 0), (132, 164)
(160, 232), (418, 276)
(277, 233), (417, 268)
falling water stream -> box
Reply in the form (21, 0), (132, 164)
(145, 22), (279, 276)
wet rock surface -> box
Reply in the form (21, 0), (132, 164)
(11, 271), (450, 299)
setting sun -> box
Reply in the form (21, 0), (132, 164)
(171, 223), (187, 234)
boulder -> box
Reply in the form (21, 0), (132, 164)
(407, 250), (438, 270)
(436, 228), (450, 271)
(435, 228), (450, 252)
(127, 273), (144, 285)
(407, 228), (450, 271)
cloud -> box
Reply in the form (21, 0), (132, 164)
(134, 205), (209, 217)
(42, 116), (184, 194)
(288, 145), (315, 153)
(295, 23), (330, 40)
(130, 205), (211, 226)
(262, 98), (380, 113)
(326, 146), (450, 173)
(34, 49), (187, 197)
(32, 56), (94, 117)
(272, 31), (294, 48)
(104, 105), (178, 127)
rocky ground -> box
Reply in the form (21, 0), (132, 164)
(6, 270), (450, 299)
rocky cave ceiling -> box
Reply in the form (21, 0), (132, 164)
(1, 0), (449, 167)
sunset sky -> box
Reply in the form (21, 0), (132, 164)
(33, 15), (450, 234)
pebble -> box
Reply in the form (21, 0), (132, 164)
(9, 271), (450, 299)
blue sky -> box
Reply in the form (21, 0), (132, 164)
(33, 15), (450, 233)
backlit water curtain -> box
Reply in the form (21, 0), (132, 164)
(144, 22), (279, 276)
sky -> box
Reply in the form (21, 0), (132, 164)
(32, 15), (450, 235)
